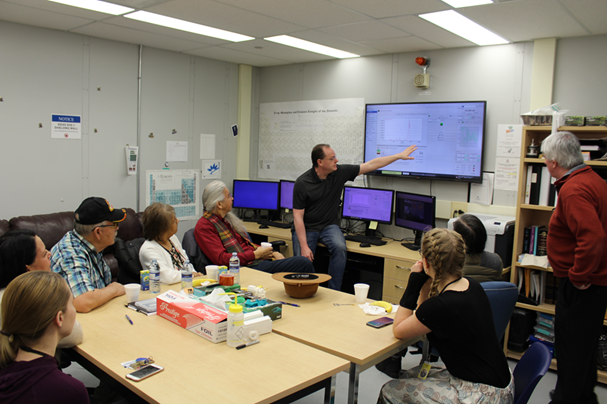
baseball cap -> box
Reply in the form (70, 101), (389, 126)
(74, 197), (126, 225)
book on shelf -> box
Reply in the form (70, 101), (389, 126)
(529, 226), (536, 255)
(536, 226), (548, 256)
(525, 164), (542, 205)
(517, 267), (546, 306)
(523, 226), (531, 254)
(543, 272), (560, 305)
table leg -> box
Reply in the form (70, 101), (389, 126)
(347, 362), (360, 404)
(324, 374), (337, 404)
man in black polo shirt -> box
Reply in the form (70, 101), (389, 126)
(292, 143), (417, 290)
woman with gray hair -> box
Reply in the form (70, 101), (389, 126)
(194, 181), (314, 274)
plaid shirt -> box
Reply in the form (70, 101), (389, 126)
(51, 230), (112, 297)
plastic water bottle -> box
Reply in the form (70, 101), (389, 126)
(229, 252), (240, 285)
(227, 298), (244, 348)
(181, 259), (193, 290)
(149, 259), (161, 294)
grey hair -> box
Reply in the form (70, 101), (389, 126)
(73, 217), (105, 236)
(541, 131), (584, 170)
(202, 181), (247, 236)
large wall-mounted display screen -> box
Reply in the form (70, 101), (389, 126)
(363, 101), (487, 183)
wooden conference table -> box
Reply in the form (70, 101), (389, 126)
(240, 267), (419, 404)
(71, 283), (349, 404)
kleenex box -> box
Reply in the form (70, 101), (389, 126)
(156, 290), (227, 343)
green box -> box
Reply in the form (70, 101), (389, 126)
(564, 116), (585, 126)
(585, 116), (607, 126)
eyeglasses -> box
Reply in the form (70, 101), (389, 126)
(97, 223), (119, 230)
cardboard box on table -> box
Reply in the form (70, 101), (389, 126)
(156, 290), (228, 343)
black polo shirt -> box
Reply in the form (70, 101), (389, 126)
(293, 164), (360, 232)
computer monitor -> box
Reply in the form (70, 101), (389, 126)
(232, 180), (280, 212)
(394, 191), (436, 251)
(280, 180), (295, 210)
(342, 186), (394, 237)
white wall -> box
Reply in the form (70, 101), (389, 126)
(0, 21), (239, 241)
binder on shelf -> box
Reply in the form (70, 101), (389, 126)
(523, 226), (531, 254)
(529, 226), (537, 255)
(547, 177), (558, 207)
(529, 164), (542, 205)
(538, 166), (552, 206)
(525, 166), (533, 204)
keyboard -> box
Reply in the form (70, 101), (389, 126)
(344, 234), (387, 246)
(256, 219), (292, 229)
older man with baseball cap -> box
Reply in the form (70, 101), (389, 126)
(51, 197), (127, 312)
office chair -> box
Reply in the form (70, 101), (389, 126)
(513, 342), (552, 404)
(420, 281), (518, 364)
(481, 281), (519, 340)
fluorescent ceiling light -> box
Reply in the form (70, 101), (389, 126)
(419, 10), (509, 46)
(441, 0), (493, 7)
(264, 35), (359, 59)
(48, 0), (133, 15)
(124, 11), (254, 42)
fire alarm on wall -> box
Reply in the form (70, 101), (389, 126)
(414, 57), (430, 88)
(414, 74), (430, 88)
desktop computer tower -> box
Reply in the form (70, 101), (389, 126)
(312, 246), (383, 300)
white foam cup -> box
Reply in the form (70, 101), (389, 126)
(125, 283), (141, 303)
(354, 283), (370, 304)
(206, 265), (219, 281)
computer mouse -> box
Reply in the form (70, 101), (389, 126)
(259, 225), (269, 229)
(359, 242), (371, 248)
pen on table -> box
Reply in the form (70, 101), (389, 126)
(236, 340), (260, 350)
(278, 301), (300, 307)
(125, 314), (133, 325)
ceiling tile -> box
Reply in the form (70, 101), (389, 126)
(186, 45), (291, 67)
(360, 36), (443, 53)
(101, 15), (226, 45)
(221, 38), (337, 64)
(292, 30), (387, 56)
(459, 0), (589, 42)
(146, 0), (306, 38)
(318, 20), (411, 43)
(329, 0), (450, 19)
(0, 1), (94, 30)
(559, 0), (607, 35)
(382, 15), (475, 48)
(72, 22), (211, 52)
(213, 0), (372, 28)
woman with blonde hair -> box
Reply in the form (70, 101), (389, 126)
(139, 202), (201, 284)
(0, 271), (88, 403)
(378, 228), (513, 404)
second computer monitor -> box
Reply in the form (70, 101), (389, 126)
(280, 180), (295, 210)
(342, 186), (394, 225)
(395, 191), (436, 250)
(232, 180), (280, 211)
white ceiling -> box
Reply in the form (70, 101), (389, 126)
(1, 0), (605, 67)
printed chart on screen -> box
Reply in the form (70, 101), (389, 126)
(258, 98), (365, 180)
(146, 170), (199, 220)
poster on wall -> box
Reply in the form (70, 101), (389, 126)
(145, 170), (199, 220)
(202, 160), (221, 179)
(258, 98), (365, 180)
(494, 124), (523, 192)
(51, 114), (81, 139)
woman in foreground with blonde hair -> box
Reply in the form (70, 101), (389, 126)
(378, 228), (513, 404)
(0, 271), (89, 403)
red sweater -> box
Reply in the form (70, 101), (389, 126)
(194, 214), (257, 266)
(547, 166), (607, 286)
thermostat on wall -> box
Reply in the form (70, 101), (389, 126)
(125, 146), (138, 176)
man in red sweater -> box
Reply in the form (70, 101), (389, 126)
(542, 131), (607, 404)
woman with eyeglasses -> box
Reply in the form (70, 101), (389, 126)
(139, 203), (201, 284)
(0, 271), (89, 403)
(0, 230), (82, 349)
(378, 228), (513, 404)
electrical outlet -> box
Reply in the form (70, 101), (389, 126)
(451, 202), (468, 217)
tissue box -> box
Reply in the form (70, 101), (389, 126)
(156, 290), (227, 343)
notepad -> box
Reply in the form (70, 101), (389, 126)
(127, 298), (157, 315)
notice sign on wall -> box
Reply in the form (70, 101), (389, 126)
(51, 114), (81, 139)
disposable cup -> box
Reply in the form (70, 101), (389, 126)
(125, 283), (141, 303)
(206, 265), (219, 281)
(261, 242), (272, 249)
(354, 283), (370, 304)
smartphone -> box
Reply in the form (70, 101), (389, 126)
(366, 316), (394, 329)
(125, 364), (164, 381)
